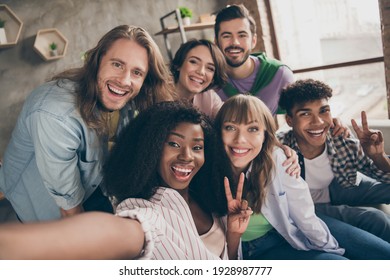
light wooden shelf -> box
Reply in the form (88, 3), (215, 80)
(33, 28), (68, 61)
(155, 22), (214, 36)
(0, 4), (23, 48)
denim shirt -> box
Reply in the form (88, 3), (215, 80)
(0, 79), (136, 221)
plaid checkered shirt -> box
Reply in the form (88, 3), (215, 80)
(277, 129), (390, 188)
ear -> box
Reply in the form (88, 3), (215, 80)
(251, 34), (257, 48)
(214, 37), (219, 47)
(285, 114), (293, 127)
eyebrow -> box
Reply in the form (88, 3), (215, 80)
(296, 105), (330, 113)
(224, 120), (258, 124)
(220, 30), (249, 35)
(169, 132), (204, 142)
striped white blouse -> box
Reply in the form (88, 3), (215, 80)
(116, 187), (229, 260)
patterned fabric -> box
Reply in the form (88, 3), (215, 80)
(278, 130), (390, 188)
(116, 187), (229, 260)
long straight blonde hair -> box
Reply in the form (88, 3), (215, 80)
(214, 94), (278, 213)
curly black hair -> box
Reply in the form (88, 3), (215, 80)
(103, 100), (227, 215)
(279, 79), (333, 116)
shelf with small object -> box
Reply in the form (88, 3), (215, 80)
(155, 9), (215, 60)
(0, 4), (23, 48)
(33, 28), (68, 61)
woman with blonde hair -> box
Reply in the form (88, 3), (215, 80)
(214, 94), (390, 259)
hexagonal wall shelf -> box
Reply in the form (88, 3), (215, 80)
(0, 4), (23, 48)
(33, 28), (68, 61)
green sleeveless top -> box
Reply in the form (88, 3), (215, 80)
(241, 212), (274, 242)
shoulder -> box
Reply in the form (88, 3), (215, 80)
(274, 65), (294, 82)
(28, 80), (78, 113)
(272, 147), (288, 165)
(330, 133), (360, 152)
(116, 187), (185, 211)
(25, 80), (80, 120)
(195, 89), (220, 101)
(276, 128), (294, 142)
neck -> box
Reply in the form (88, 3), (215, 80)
(297, 141), (326, 160)
(175, 82), (196, 103)
(227, 56), (254, 80)
(232, 165), (248, 181)
(177, 188), (190, 204)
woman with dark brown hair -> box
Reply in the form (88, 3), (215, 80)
(171, 39), (227, 119)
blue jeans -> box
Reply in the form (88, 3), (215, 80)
(330, 174), (390, 205)
(323, 175), (390, 242)
(317, 213), (390, 259)
(242, 229), (347, 260)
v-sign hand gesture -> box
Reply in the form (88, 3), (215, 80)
(351, 111), (384, 157)
(224, 173), (252, 235)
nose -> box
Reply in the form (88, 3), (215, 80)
(311, 115), (324, 125)
(118, 70), (132, 86)
(196, 65), (206, 76)
(178, 147), (194, 162)
(234, 131), (247, 144)
(231, 35), (240, 46)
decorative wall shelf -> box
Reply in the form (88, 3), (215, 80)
(155, 9), (215, 60)
(0, 4), (23, 48)
(33, 28), (68, 61)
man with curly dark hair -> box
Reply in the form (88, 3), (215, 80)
(0, 101), (251, 259)
(277, 78), (390, 243)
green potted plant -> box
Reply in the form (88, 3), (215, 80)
(179, 6), (192, 26)
(0, 18), (7, 44)
(49, 42), (58, 56)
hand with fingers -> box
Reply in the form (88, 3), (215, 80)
(224, 173), (252, 235)
(351, 111), (385, 158)
(280, 145), (301, 178)
(331, 117), (351, 138)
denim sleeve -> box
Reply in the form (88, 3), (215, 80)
(26, 110), (85, 210)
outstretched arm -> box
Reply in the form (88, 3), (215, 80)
(224, 173), (252, 259)
(351, 111), (390, 172)
(0, 212), (144, 260)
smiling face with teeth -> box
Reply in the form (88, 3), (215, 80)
(216, 18), (256, 68)
(97, 38), (148, 112)
(286, 99), (333, 159)
(222, 120), (265, 176)
(176, 45), (215, 100)
(158, 122), (205, 193)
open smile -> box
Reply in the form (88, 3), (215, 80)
(230, 147), (250, 157)
(171, 165), (194, 181)
(306, 128), (326, 138)
(107, 83), (130, 97)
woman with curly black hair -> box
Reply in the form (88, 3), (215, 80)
(0, 100), (251, 260)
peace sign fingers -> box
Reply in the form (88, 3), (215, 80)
(224, 173), (246, 214)
(235, 172), (245, 202)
